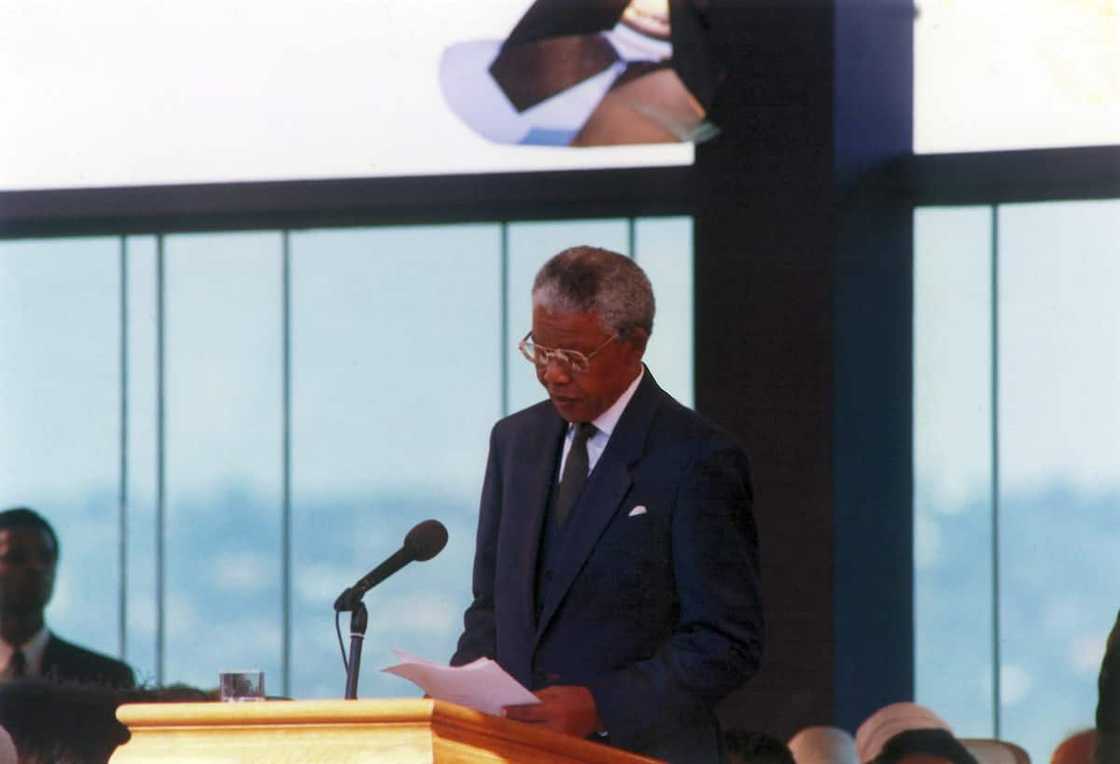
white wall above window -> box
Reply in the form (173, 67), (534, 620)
(914, 0), (1120, 153)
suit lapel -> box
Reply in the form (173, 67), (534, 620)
(534, 371), (663, 642)
(508, 406), (567, 640)
(41, 634), (63, 677)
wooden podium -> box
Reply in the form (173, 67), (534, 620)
(111, 698), (663, 763)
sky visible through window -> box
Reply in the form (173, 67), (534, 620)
(914, 199), (1120, 761)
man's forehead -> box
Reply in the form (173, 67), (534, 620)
(532, 307), (607, 338)
(0, 525), (56, 552)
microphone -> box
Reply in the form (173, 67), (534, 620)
(333, 519), (449, 611)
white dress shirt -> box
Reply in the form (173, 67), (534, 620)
(0, 625), (49, 678)
(557, 367), (645, 479)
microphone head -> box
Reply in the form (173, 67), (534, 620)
(403, 519), (448, 562)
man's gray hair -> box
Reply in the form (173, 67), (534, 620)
(532, 246), (655, 337)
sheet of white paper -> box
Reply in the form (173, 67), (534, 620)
(382, 649), (540, 716)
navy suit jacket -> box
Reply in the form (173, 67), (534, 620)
(452, 371), (763, 762)
(42, 634), (136, 688)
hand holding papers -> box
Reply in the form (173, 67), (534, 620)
(382, 649), (540, 717)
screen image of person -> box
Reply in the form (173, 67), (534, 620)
(452, 246), (763, 763)
(0, 507), (135, 688)
(440, 0), (722, 147)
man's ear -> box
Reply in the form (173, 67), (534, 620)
(625, 328), (650, 357)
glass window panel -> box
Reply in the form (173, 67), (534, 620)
(124, 235), (160, 684)
(1, 218), (698, 701)
(289, 224), (501, 699)
(505, 220), (629, 414)
(912, 207), (995, 736)
(914, 0), (1120, 153)
(634, 216), (693, 407)
(997, 199), (1120, 761)
(0, 236), (124, 660)
(162, 232), (284, 688)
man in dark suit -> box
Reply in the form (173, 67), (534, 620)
(0, 507), (135, 687)
(452, 246), (763, 762)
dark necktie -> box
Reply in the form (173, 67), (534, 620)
(7, 649), (26, 679)
(554, 422), (596, 528)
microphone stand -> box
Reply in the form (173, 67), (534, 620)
(343, 601), (368, 700)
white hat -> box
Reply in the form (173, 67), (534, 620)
(789, 726), (860, 764)
(855, 702), (952, 763)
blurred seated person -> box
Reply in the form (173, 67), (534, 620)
(724, 729), (796, 764)
(1052, 729), (1095, 764)
(0, 678), (211, 764)
(788, 726), (859, 764)
(0, 679), (127, 763)
(0, 507), (134, 687)
(1098, 610), (1120, 764)
(856, 702), (979, 764)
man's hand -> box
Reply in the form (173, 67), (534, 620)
(502, 685), (602, 738)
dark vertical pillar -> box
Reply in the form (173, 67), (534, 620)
(831, 0), (914, 730)
(692, 0), (913, 736)
(695, 1), (838, 737)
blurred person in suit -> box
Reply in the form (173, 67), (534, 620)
(0, 507), (134, 688)
(788, 726), (859, 764)
(724, 729), (797, 764)
(452, 246), (763, 762)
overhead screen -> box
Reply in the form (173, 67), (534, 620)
(0, 0), (705, 192)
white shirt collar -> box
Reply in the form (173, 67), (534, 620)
(557, 366), (645, 480)
(0, 624), (49, 678)
(589, 365), (644, 437)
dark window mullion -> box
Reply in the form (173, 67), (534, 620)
(119, 236), (129, 661)
(156, 234), (166, 685)
(990, 204), (1001, 738)
(500, 223), (509, 417)
(281, 231), (292, 697)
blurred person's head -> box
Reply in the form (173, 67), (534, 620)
(0, 509), (57, 563)
(1051, 728), (1095, 764)
(725, 728), (797, 764)
(856, 703), (977, 764)
(0, 508), (58, 639)
(875, 730), (978, 764)
(788, 725), (859, 764)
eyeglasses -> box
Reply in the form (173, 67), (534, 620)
(518, 331), (616, 374)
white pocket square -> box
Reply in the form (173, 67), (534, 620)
(628, 505), (647, 517)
